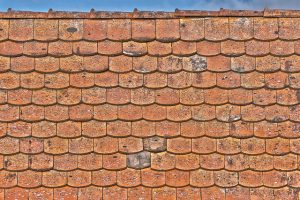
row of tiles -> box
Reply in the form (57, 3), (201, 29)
(0, 87), (299, 106)
(1, 168), (300, 188)
(0, 186), (297, 200)
(0, 120), (299, 139)
(2, 18), (300, 42)
(2, 40), (300, 57)
(1, 54), (300, 73)
(0, 71), (299, 90)
(1, 103), (300, 122)
(1, 135), (300, 155)
(1, 151), (300, 171)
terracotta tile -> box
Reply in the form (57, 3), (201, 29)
(151, 152), (175, 170)
(0, 105), (19, 122)
(277, 89), (299, 106)
(230, 121), (253, 138)
(241, 105), (265, 122)
(23, 41), (47, 56)
(207, 55), (231, 72)
(11, 56), (34, 72)
(205, 18), (229, 41)
(32, 121), (56, 138)
(70, 72), (94, 88)
(274, 187), (299, 200)
(216, 104), (241, 122)
(231, 55), (255, 72)
(168, 71), (192, 88)
(35, 57), (59, 73)
(144, 72), (167, 88)
(217, 71), (241, 88)
(57, 121), (81, 138)
(221, 40), (245, 56)
(7, 121), (31, 137)
(289, 73), (300, 88)
(0, 171), (17, 188)
(128, 186), (151, 200)
(254, 121), (278, 138)
(30, 153), (53, 171)
(20, 137), (43, 154)
(249, 154), (274, 171)
(142, 104), (166, 121)
(180, 18), (204, 41)
(217, 137), (241, 154)
(155, 121), (180, 137)
(107, 121), (131, 137)
(152, 187), (176, 200)
(132, 19), (155, 41)
(214, 170), (238, 187)
(265, 105), (290, 122)
(59, 19), (83, 40)
(253, 88), (276, 106)
(239, 170), (263, 187)
(263, 170), (287, 188)
(119, 137), (143, 153)
(21, 72), (44, 89)
(176, 153), (200, 170)
(197, 40), (220, 56)
(143, 136), (167, 152)
(256, 55), (280, 72)
(167, 105), (191, 121)
(190, 169), (214, 187)
(45, 72), (69, 89)
(53, 187), (77, 200)
(98, 40), (122, 55)
(156, 19), (179, 42)
(107, 19), (131, 41)
(44, 137), (68, 154)
(201, 187), (225, 200)
(158, 55), (183, 72)
(279, 18), (300, 40)
(266, 138), (290, 155)
(225, 154), (249, 171)
(60, 55), (83, 72)
(18, 170), (42, 188)
(103, 186), (127, 200)
(278, 121), (300, 138)
(205, 120), (230, 138)
(0, 72), (20, 89)
(166, 169), (189, 187)
(103, 153), (126, 170)
(48, 41), (72, 56)
(0, 41), (23, 56)
(83, 19), (107, 40)
(29, 187), (53, 200)
(167, 137), (191, 154)
(245, 40), (269, 56)
(0, 56), (9, 72)
(34, 19), (58, 41)
(148, 41), (171, 56)
(117, 168), (141, 187)
(192, 137), (216, 154)
(200, 153), (224, 170)
(0, 20), (9, 41)
(92, 170), (116, 186)
(192, 71), (216, 88)
(127, 151), (151, 169)
(94, 104), (117, 121)
(177, 186), (200, 200)
(4, 154), (28, 170)
(241, 137), (265, 155)
(131, 88), (155, 105)
(78, 186), (102, 200)
(156, 88), (179, 105)
(204, 88), (228, 105)
(82, 87), (106, 104)
(42, 170), (67, 187)
(254, 18), (278, 40)
(69, 137), (93, 154)
(5, 188), (29, 200)
(132, 120), (155, 138)
(83, 55), (108, 71)
(280, 55), (300, 72)
(68, 170), (91, 187)
(32, 89), (56, 105)
(9, 19), (33, 41)
(82, 120), (106, 138)
(229, 17), (254, 40)
(226, 186), (250, 200)
(270, 40), (294, 56)
(69, 104), (93, 121)
(73, 41), (97, 55)
(78, 153), (102, 170)
(133, 55), (157, 73)
(250, 187), (274, 200)
(287, 171), (300, 187)
(95, 71), (118, 87)
(265, 71), (288, 89)
(109, 55), (132, 72)
(123, 41), (147, 56)
(274, 154), (297, 170)
(181, 121), (204, 138)
(119, 72), (143, 88)
(172, 41), (196, 56)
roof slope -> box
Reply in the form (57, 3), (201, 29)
(0, 10), (299, 199)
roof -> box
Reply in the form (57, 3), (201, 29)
(0, 9), (299, 199)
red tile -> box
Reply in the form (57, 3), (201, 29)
(254, 18), (278, 40)
(205, 18), (229, 41)
(68, 170), (91, 187)
(156, 19), (179, 42)
(59, 19), (83, 40)
(83, 19), (107, 41)
(180, 18), (204, 41)
(9, 19), (33, 41)
(117, 168), (141, 187)
(190, 169), (214, 187)
(229, 17), (253, 40)
(132, 19), (155, 41)
(107, 19), (131, 40)
(92, 170), (116, 186)
(34, 19), (58, 41)
(103, 186), (127, 200)
(153, 187), (176, 200)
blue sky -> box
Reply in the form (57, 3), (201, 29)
(0, 0), (300, 12)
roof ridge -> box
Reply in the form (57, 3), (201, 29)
(1, 8), (300, 19)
